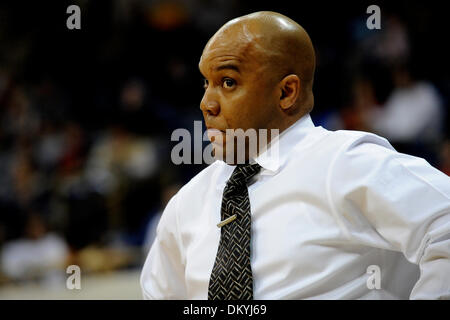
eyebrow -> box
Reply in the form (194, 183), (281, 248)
(215, 64), (240, 73)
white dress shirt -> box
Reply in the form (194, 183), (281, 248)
(140, 114), (450, 299)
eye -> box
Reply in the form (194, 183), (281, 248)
(222, 78), (236, 89)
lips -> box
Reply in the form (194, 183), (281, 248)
(206, 128), (225, 143)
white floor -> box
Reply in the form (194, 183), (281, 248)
(0, 269), (143, 300)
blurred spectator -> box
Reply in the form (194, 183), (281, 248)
(370, 65), (443, 142)
(357, 13), (410, 65)
(0, 212), (68, 284)
(84, 124), (160, 243)
(85, 125), (159, 194)
(365, 64), (444, 162)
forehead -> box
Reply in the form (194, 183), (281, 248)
(199, 25), (263, 73)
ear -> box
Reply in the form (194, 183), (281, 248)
(279, 74), (300, 110)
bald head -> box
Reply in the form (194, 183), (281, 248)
(199, 12), (316, 163)
(202, 11), (316, 113)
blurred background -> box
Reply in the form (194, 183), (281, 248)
(0, 0), (448, 299)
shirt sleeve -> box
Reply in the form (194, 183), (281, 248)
(328, 134), (450, 299)
(140, 193), (187, 299)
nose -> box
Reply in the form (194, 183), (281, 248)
(200, 91), (220, 117)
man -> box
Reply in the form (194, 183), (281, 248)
(141, 11), (450, 299)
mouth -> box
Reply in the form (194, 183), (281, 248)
(206, 128), (225, 143)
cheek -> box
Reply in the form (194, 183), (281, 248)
(244, 89), (277, 126)
(220, 91), (251, 126)
(220, 85), (276, 129)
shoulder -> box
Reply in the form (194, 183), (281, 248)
(156, 161), (226, 241)
(164, 160), (227, 217)
(321, 129), (403, 176)
(325, 129), (450, 197)
(306, 127), (396, 162)
(156, 161), (226, 243)
(327, 129), (394, 152)
(176, 160), (226, 198)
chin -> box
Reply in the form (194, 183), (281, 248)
(211, 144), (226, 161)
(212, 144), (249, 165)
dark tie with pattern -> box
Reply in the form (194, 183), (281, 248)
(208, 163), (261, 300)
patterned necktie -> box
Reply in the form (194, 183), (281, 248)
(208, 163), (261, 300)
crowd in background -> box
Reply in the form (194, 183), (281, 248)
(0, 0), (448, 286)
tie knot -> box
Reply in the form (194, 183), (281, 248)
(227, 163), (261, 187)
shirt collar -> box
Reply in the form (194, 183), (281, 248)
(215, 114), (316, 190)
(253, 113), (316, 175)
